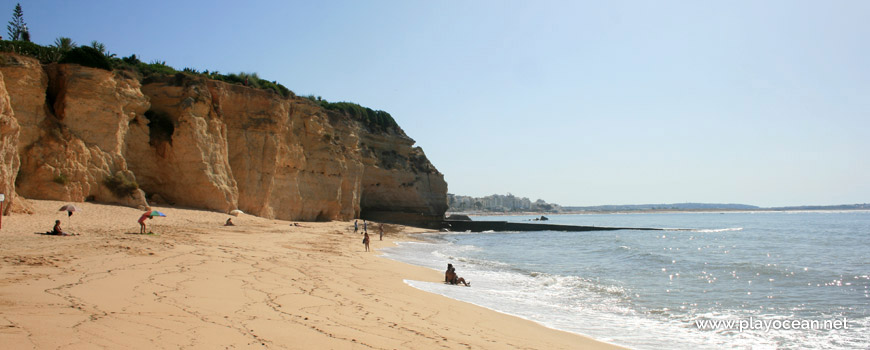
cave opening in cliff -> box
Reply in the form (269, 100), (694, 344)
(144, 110), (175, 146)
(45, 90), (57, 117)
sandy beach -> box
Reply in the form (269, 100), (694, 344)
(0, 200), (619, 349)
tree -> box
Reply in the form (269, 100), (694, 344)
(89, 40), (116, 58)
(6, 3), (28, 41)
(53, 37), (77, 52)
(50, 37), (78, 61)
(89, 40), (106, 54)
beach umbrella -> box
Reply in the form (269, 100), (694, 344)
(144, 210), (166, 234)
(59, 204), (81, 229)
(59, 204), (81, 216)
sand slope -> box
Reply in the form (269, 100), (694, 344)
(0, 200), (619, 349)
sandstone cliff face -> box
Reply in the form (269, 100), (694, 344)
(0, 53), (447, 223)
(6, 58), (149, 208)
(356, 124), (448, 224)
(123, 75), (365, 221)
(0, 71), (26, 214)
(125, 77), (238, 213)
(207, 81), (364, 221)
(0, 53), (47, 150)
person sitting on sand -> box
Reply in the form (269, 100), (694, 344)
(445, 263), (470, 286)
(50, 220), (66, 236)
(225, 218), (235, 226)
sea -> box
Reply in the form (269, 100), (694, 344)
(380, 211), (870, 349)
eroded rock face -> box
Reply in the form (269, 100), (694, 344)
(125, 75), (366, 221)
(211, 81), (364, 221)
(0, 53), (447, 223)
(126, 76), (238, 213)
(2, 55), (148, 207)
(0, 70), (28, 214)
(0, 53), (47, 150)
(357, 131), (449, 225)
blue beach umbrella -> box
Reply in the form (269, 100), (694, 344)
(143, 210), (166, 234)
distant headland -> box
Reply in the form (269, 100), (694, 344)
(448, 193), (868, 214)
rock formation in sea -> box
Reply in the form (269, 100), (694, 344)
(0, 53), (447, 224)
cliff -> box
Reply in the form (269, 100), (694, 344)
(0, 53), (447, 224)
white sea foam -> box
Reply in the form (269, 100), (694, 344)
(399, 269), (781, 350)
(384, 243), (763, 349)
(692, 227), (744, 233)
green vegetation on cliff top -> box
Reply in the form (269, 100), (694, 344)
(0, 38), (397, 132)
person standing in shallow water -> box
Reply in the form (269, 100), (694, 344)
(363, 232), (371, 252)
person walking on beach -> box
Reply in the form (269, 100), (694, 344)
(363, 220), (367, 233)
(354, 219), (359, 233)
(363, 232), (371, 252)
(378, 224), (384, 241)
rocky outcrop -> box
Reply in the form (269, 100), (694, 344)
(357, 131), (448, 225)
(0, 52), (447, 223)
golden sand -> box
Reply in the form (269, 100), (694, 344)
(0, 200), (620, 349)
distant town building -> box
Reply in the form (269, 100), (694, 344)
(447, 193), (562, 213)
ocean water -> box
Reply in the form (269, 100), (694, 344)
(381, 211), (870, 349)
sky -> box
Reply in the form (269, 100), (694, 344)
(6, 0), (869, 207)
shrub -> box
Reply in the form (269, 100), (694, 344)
(318, 100), (398, 131)
(122, 54), (140, 65)
(0, 40), (57, 63)
(52, 173), (69, 185)
(59, 46), (111, 70)
(211, 72), (292, 97)
(140, 60), (176, 76)
(103, 171), (139, 198)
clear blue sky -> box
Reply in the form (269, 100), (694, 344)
(8, 0), (869, 207)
